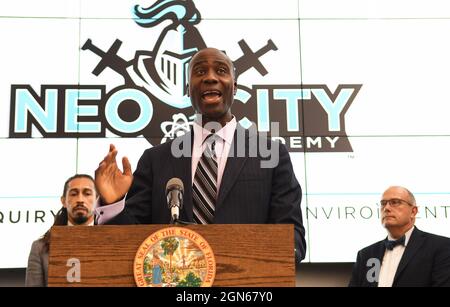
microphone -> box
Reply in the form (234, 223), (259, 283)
(166, 178), (184, 223)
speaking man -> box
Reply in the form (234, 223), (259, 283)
(94, 48), (306, 262)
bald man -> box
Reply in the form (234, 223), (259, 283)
(94, 48), (306, 262)
(349, 186), (450, 287)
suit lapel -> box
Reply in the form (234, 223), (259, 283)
(393, 227), (425, 284)
(171, 131), (193, 221)
(370, 241), (386, 287)
(215, 125), (248, 210)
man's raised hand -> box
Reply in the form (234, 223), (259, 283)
(95, 144), (133, 204)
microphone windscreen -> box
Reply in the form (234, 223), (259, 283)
(166, 177), (184, 193)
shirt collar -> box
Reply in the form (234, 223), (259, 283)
(387, 225), (415, 246)
(193, 116), (237, 145)
(68, 220), (95, 226)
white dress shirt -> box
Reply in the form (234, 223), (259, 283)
(378, 226), (415, 287)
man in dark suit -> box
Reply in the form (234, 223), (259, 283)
(94, 47), (306, 262)
(349, 186), (450, 287)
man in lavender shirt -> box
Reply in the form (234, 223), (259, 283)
(94, 48), (306, 262)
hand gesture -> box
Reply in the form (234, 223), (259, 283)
(95, 144), (133, 204)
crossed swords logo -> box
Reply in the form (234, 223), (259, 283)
(81, 1), (278, 144)
(82, 38), (277, 89)
(81, 38), (277, 143)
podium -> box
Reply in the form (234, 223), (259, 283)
(48, 224), (295, 287)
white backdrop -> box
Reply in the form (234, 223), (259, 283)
(1, 0), (450, 267)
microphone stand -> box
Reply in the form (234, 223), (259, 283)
(171, 217), (196, 225)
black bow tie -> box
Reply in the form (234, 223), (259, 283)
(384, 236), (406, 250)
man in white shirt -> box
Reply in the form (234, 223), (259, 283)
(25, 174), (98, 287)
(349, 186), (450, 287)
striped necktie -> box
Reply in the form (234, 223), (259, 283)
(193, 134), (217, 224)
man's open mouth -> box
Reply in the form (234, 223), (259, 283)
(202, 90), (222, 103)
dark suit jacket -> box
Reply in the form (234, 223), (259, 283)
(25, 239), (48, 287)
(349, 227), (450, 286)
(108, 124), (306, 261)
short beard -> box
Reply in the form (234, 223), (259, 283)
(72, 214), (89, 225)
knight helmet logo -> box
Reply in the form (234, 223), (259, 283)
(9, 0), (361, 152)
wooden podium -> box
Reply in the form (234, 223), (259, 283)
(48, 224), (295, 287)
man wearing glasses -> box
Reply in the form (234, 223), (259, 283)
(349, 186), (450, 287)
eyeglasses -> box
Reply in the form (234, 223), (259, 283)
(380, 198), (414, 208)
